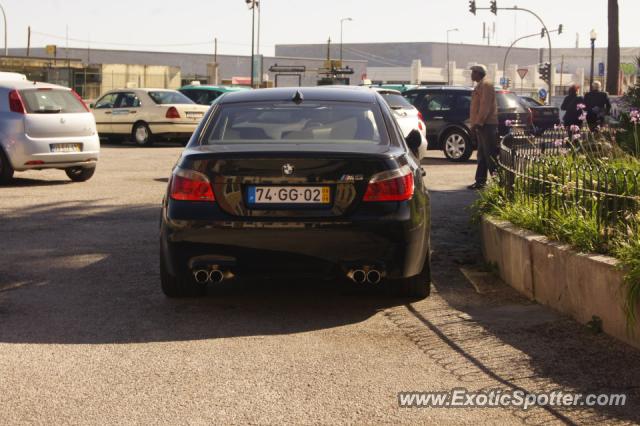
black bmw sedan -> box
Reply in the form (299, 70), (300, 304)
(160, 87), (431, 298)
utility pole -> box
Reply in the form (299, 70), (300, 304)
(214, 37), (218, 63)
(27, 26), (31, 57)
(0, 3), (7, 56)
(250, 1), (255, 88)
(471, 3), (556, 98)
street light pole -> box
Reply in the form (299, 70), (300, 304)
(0, 3), (7, 56)
(340, 17), (352, 63)
(249, 0), (256, 88)
(589, 29), (597, 91)
(446, 28), (459, 85)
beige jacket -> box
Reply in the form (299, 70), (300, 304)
(470, 78), (498, 126)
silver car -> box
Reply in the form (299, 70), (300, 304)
(0, 77), (100, 184)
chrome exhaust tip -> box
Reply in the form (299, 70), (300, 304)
(350, 269), (367, 284)
(367, 270), (382, 284)
(193, 269), (210, 284)
(209, 269), (224, 284)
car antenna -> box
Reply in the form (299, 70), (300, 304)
(292, 90), (304, 104)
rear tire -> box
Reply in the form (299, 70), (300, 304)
(132, 122), (153, 147)
(0, 149), (14, 185)
(390, 254), (432, 299)
(160, 254), (206, 298)
(442, 130), (472, 162)
(65, 166), (96, 182)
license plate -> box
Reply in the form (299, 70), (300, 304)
(248, 186), (330, 204)
(50, 143), (82, 153)
(186, 112), (203, 119)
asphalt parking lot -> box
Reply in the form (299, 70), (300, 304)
(1, 144), (639, 424)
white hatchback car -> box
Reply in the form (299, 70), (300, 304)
(371, 88), (428, 159)
(0, 79), (100, 184)
(91, 88), (210, 146)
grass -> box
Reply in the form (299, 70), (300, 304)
(473, 179), (640, 331)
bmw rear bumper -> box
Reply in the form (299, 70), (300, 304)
(160, 201), (430, 281)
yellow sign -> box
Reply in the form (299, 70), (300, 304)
(45, 45), (57, 57)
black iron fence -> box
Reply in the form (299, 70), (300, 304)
(498, 129), (640, 243)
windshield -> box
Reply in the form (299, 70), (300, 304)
(148, 91), (194, 105)
(497, 93), (528, 112)
(204, 102), (387, 145)
(20, 89), (87, 114)
(379, 93), (413, 109)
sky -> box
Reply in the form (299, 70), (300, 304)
(2, 0), (638, 57)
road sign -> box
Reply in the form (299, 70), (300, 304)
(499, 77), (507, 86)
(538, 88), (548, 100)
(517, 68), (529, 80)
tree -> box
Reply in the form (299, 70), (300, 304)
(606, 0), (620, 95)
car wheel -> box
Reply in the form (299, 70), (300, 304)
(65, 166), (96, 182)
(389, 252), (432, 298)
(442, 130), (472, 162)
(0, 149), (15, 184)
(160, 254), (206, 298)
(132, 122), (153, 147)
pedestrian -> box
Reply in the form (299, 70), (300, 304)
(584, 81), (611, 130)
(560, 84), (584, 128)
(467, 64), (498, 190)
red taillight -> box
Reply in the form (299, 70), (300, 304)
(8, 90), (26, 114)
(170, 168), (215, 201)
(71, 90), (90, 112)
(363, 166), (415, 202)
(417, 111), (424, 122)
(166, 106), (180, 119)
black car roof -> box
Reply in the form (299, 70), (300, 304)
(407, 86), (474, 92)
(218, 87), (378, 104)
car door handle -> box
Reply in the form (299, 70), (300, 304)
(433, 116), (444, 120)
(129, 110), (137, 114)
(104, 111), (112, 115)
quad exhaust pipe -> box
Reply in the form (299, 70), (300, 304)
(348, 268), (384, 284)
(193, 267), (226, 284)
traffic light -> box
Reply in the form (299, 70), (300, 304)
(541, 28), (546, 38)
(490, 0), (497, 15)
(468, 0), (476, 15)
(558, 24), (563, 34)
(539, 63), (551, 84)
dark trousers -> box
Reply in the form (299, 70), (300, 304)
(474, 124), (498, 184)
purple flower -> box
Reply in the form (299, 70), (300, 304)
(505, 119), (513, 126)
(579, 112), (587, 122)
(572, 133), (581, 141)
(577, 103), (586, 110)
(554, 139), (563, 147)
(570, 124), (580, 133)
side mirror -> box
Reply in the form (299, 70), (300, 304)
(405, 129), (423, 158)
(89, 103), (95, 109)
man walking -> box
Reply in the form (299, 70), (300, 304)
(468, 64), (499, 190)
(584, 81), (611, 130)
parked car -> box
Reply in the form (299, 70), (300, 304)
(91, 88), (209, 146)
(160, 87), (431, 298)
(371, 87), (428, 159)
(519, 96), (560, 134)
(0, 79), (100, 184)
(179, 84), (250, 106)
(402, 86), (532, 161)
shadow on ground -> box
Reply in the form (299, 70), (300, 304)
(424, 187), (640, 423)
(0, 201), (404, 345)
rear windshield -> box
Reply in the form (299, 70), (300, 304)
(148, 91), (194, 105)
(497, 92), (528, 112)
(20, 89), (87, 114)
(204, 102), (387, 145)
(379, 93), (413, 109)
